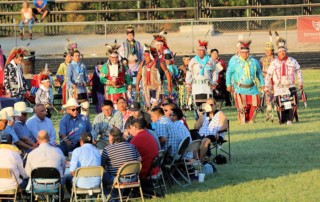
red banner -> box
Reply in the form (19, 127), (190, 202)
(298, 16), (320, 43)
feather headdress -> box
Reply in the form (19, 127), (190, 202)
(5, 47), (30, 66)
(105, 40), (121, 57)
(198, 40), (208, 50)
(239, 39), (252, 52)
(275, 31), (287, 51)
(65, 38), (78, 53)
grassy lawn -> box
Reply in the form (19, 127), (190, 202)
(51, 69), (320, 202)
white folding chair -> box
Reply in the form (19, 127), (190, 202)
(0, 168), (25, 202)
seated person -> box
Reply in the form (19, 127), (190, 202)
(13, 102), (37, 151)
(101, 127), (141, 196)
(116, 97), (130, 129)
(2, 107), (22, 148)
(59, 98), (92, 156)
(65, 132), (101, 195)
(198, 101), (228, 162)
(163, 102), (189, 129)
(150, 106), (181, 156)
(0, 133), (29, 190)
(35, 75), (53, 118)
(128, 118), (159, 179)
(32, 0), (50, 23)
(125, 101), (152, 130)
(26, 103), (56, 145)
(92, 100), (122, 142)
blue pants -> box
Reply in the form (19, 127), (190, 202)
(19, 19), (34, 31)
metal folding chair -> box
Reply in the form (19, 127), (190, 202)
(183, 139), (202, 184)
(210, 120), (231, 161)
(164, 137), (191, 186)
(106, 161), (144, 202)
(70, 166), (105, 202)
(0, 168), (25, 202)
(30, 167), (62, 202)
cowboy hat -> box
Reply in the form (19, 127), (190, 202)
(2, 107), (22, 122)
(0, 110), (10, 121)
(14, 102), (33, 113)
(62, 98), (80, 109)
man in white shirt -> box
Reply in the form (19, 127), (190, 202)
(0, 133), (28, 190)
(25, 130), (65, 178)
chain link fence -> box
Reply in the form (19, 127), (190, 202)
(0, 17), (319, 57)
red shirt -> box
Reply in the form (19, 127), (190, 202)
(131, 130), (159, 179)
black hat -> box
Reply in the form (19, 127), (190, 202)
(0, 133), (12, 144)
(164, 53), (173, 61)
(129, 101), (141, 111)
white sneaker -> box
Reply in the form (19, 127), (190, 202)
(287, 121), (292, 125)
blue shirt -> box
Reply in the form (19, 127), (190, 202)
(26, 115), (56, 144)
(59, 114), (92, 144)
(154, 116), (181, 155)
(70, 143), (101, 189)
(13, 121), (36, 142)
(5, 124), (19, 144)
(34, 0), (47, 9)
(66, 61), (89, 94)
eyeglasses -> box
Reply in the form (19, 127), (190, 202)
(70, 108), (80, 112)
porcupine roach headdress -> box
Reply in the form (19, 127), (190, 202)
(65, 38), (78, 53)
(105, 40), (121, 57)
(275, 31), (287, 51)
(198, 40), (208, 51)
(5, 47), (30, 66)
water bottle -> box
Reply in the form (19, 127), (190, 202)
(202, 163), (213, 175)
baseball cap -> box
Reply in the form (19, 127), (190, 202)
(129, 101), (141, 111)
(0, 133), (12, 144)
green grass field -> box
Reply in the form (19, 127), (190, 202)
(148, 69), (320, 202)
(51, 69), (319, 202)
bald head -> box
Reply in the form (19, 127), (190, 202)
(37, 130), (49, 143)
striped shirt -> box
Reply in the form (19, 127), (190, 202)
(101, 142), (140, 176)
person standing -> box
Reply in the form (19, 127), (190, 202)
(118, 26), (144, 78)
(19, 1), (34, 40)
(100, 42), (132, 104)
(259, 42), (276, 122)
(186, 40), (217, 110)
(4, 47), (29, 98)
(66, 50), (89, 103)
(56, 52), (72, 105)
(265, 37), (303, 125)
(177, 56), (190, 110)
(210, 49), (231, 108)
(92, 61), (105, 113)
(226, 40), (265, 124)
(35, 75), (53, 118)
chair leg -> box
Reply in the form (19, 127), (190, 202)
(118, 187), (123, 202)
(139, 186), (145, 202)
(161, 173), (167, 193)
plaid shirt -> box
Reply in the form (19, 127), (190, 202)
(154, 116), (182, 155)
(92, 110), (123, 140)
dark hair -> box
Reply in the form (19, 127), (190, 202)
(165, 103), (178, 110)
(102, 100), (113, 108)
(97, 61), (104, 65)
(81, 132), (93, 144)
(109, 127), (124, 143)
(63, 52), (69, 58)
(130, 118), (147, 130)
(171, 108), (183, 120)
(210, 49), (219, 54)
(71, 50), (80, 56)
(151, 106), (164, 116)
(117, 97), (126, 103)
(15, 54), (24, 59)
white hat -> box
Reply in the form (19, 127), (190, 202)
(201, 103), (213, 113)
(80, 101), (89, 109)
(14, 102), (33, 113)
(0, 110), (10, 121)
(62, 98), (80, 109)
(2, 107), (22, 122)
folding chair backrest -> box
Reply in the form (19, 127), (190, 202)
(117, 161), (141, 177)
(75, 166), (103, 178)
(173, 137), (190, 161)
(185, 139), (201, 153)
(31, 167), (60, 179)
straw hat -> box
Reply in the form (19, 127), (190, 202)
(2, 107), (22, 122)
(0, 110), (10, 121)
(14, 102), (33, 113)
(80, 101), (89, 109)
(63, 98), (80, 109)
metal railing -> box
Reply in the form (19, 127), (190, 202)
(0, 16), (318, 57)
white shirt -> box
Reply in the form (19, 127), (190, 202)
(0, 146), (28, 191)
(25, 143), (65, 178)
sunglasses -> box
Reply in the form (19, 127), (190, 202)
(169, 114), (176, 117)
(70, 108), (80, 112)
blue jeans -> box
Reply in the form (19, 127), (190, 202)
(19, 18), (34, 31)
